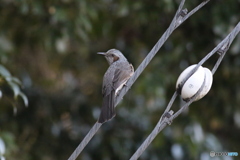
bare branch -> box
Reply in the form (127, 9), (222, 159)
(67, 1), (210, 160)
(116, 0), (210, 106)
(129, 22), (240, 160)
(67, 123), (102, 160)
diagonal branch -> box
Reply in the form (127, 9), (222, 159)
(129, 21), (240, 160)
(115, 0), (210, 106)
(67, 1), (210, 160)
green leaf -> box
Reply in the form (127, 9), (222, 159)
(5, 77), (22, 85)
(12, 77), (22, 85)
(7, 81), (20, 98)
(19, 91), (28, 107)
(0, 65), (11, 78)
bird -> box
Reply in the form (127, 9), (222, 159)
(97, 49), (134, 123)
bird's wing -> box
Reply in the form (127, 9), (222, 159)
(112, 63), (134, 90)
(99, 62), (133, 123)
(102, 68), (114, 96)
(102, 62), (134, 95)
(99, 65), (117, 123)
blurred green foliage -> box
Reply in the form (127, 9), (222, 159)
(0, 0), (240, 159)
(0, 64), (28, 108)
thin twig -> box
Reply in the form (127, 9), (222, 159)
(67, 1), (210, 159)
(129, 22), (240, 160)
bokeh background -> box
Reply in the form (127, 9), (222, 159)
(0, 0), (240, 159)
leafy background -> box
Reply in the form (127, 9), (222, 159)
(0, 0), (240, 159)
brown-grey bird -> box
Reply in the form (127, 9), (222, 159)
(97, 49), (134, 123)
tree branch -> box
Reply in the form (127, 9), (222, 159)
(67, 1), (210, 160)
(129, 21), (240, 160)
(115, 0), (210, 106)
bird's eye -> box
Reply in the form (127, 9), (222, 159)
(111, 54), (114, 57)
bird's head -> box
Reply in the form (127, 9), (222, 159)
(97, 49), (127, 65)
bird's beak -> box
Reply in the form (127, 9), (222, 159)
(97, 52), (106, 56)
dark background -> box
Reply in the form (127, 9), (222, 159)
(0, 0), (240, 159)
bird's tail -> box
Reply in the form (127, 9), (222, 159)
(98, 90), (116, 123)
